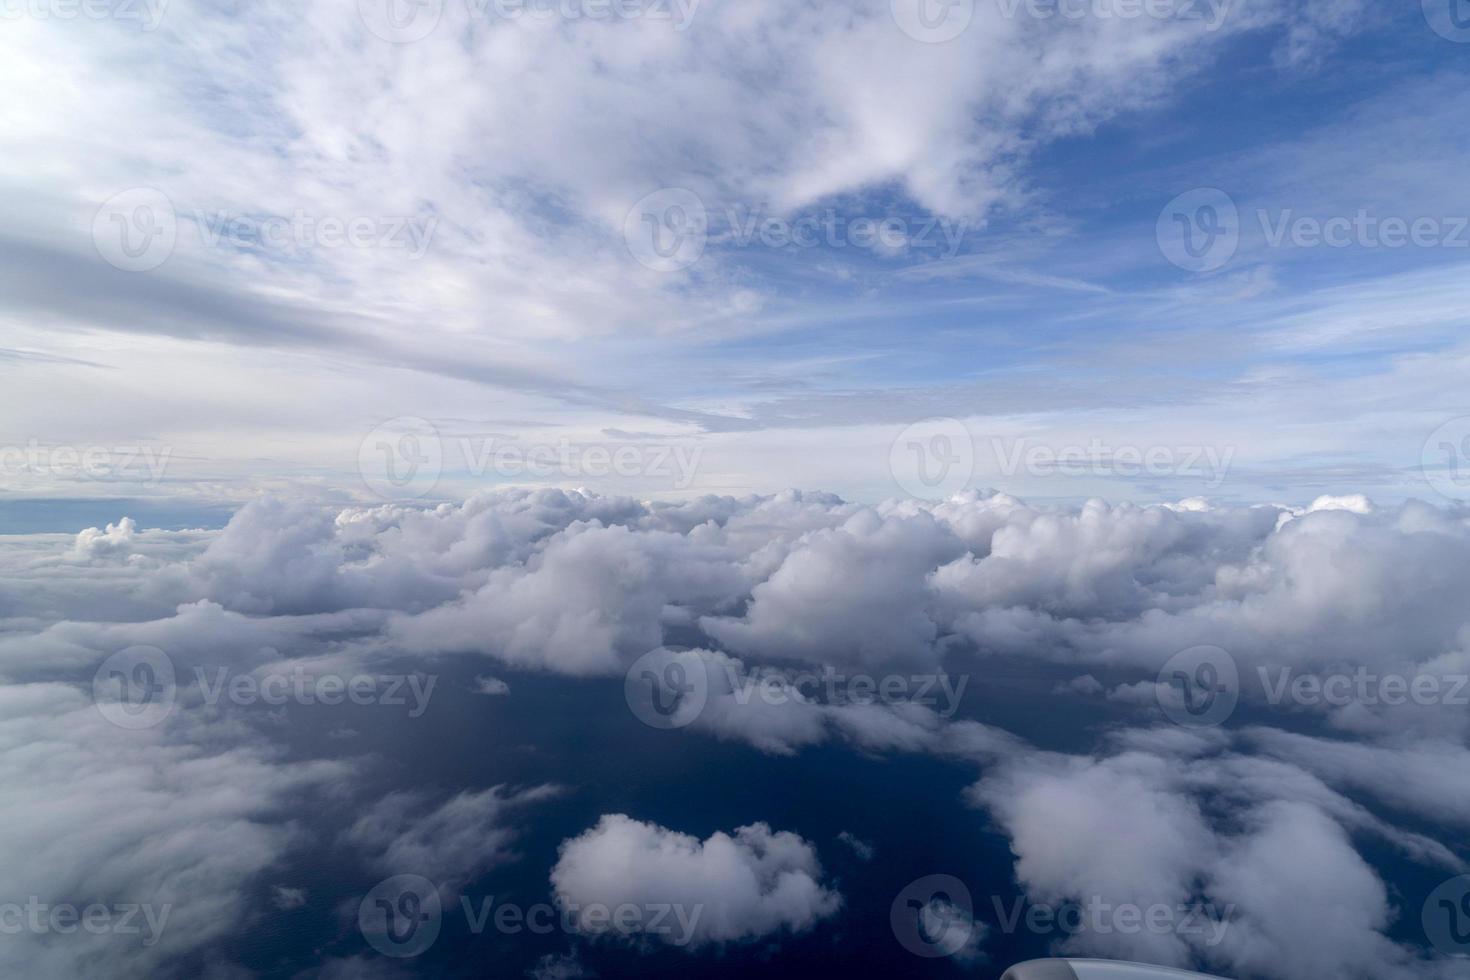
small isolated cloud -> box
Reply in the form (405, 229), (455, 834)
(270, 886), (306, 911)
(527, 952), (593, 980)
(72, 518), (137, 559)
(346, 784), (561, 889)
(474, 675), (511, 696)
(550, 815), (841, 948)
(836, 831), (874, 862)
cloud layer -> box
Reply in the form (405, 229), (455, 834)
(2, 487), (1467, 977)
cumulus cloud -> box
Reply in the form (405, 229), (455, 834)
(549, 815), (841, 947)
(391, 521), (745, 675)
(702, 509), (961, 668)
(72, 517), (137, 558)
(10, 489), (1470, 757)
(951, 722), (1467, 980)
(11, 487), (1470, 759)
(116, 489), (1470, 721)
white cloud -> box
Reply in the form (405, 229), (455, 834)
(474, 675), (511, 696)
(549, 814), (841, 947)
(2, 487), (1468, 976)
(346, 784), (561, 888)
(952, 724), (1468, 980)
(0, 682), (348, 980)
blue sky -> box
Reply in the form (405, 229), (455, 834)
(3, 0), (1470, 523)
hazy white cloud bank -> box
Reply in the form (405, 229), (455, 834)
(12, 488), (1470, 728)
(0, 681), (350, 980)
